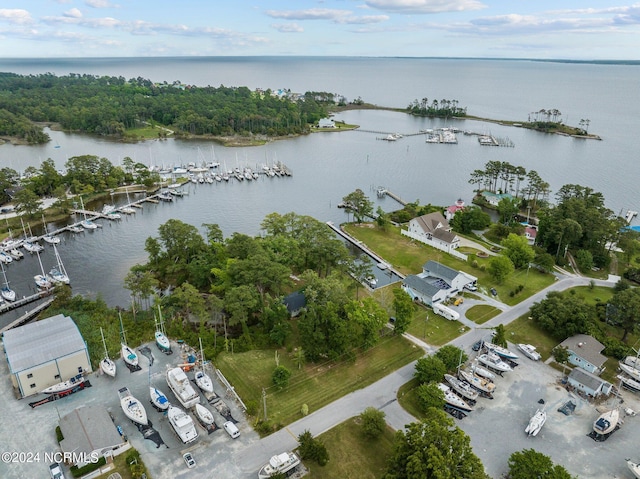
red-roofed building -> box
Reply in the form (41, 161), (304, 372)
(524, 225), (537, 245)
(444, 199), (465, 221)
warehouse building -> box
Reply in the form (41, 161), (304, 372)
(3, 314), (91, 398)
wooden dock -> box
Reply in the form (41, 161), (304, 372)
(0, 294), (56, 333)
(379, 189), (407, 206)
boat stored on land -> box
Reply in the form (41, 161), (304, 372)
(517, 343), (541, 361)
(437, 383), (473, 412)
(470, 361), (496, 380)
(525, 409), (546, 436)
(619, 362), (640, 381)
(99, 327), (116, 378)
(258, 452), (301, 479)
(593, 408), (619, 436)
(483, 341), (519, 360)
(477, 352), (512, 373)
(150, 386), (170, 411)
(166, 367), (200, 409)
(168, 404), (198, 444)
(458, 369), (495, 395)
(627, 459), (640, 479)
(194, 403), (215, 425)
(41, 373), (85, 395)
(118, 387), (148, 425)
(444, 374), (479, 401)
(618, 374), (640, 393)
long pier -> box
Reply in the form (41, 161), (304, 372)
(0, 293), (55, 332)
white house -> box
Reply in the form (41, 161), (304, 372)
(567, 367), (613, 398)
(480, 191), (514, 206)
(444, 199), (465, 221)
(404, 212), (460, 250)
(401, 260), (477, 307)
(318, 118), (336, 128)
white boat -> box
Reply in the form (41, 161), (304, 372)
(470, 361), (496, 380)
(9, 248), (23, 260)
(593, 408), (619, 435)
(43, 234), (60, 244)
(168, 404), (198, 444)
(258, 452), (301, 479)
(194, 403), (215, 425)
(437, 383), (473, 411)
(517, 343), (541, 361)
(118, 387), (148, 425)
(0, 251), (12, 263)
(81, 219), (98, 229)
(34, 274), (53, 290)
(155, 306), (171, 352)
(477, 352), (512, 373)
(99, 327), (116, 377)
(483, 341), (519, 360)
(458, 369), (495, 395)
(627, 459), (640, 479)
(121, 343), (139, 367)
(618, 374), (640, 393)
(624, 355), (640, 370)
(195, 370), (214, 393)
(525, 409), (546, 436)
(67, 225), (84, 233)
(23, 241), (44, 253)
(618, 362), (640, 381)
(166, 367), (200, 408)
(444, 374), (479, 401)
(49, 244), (70, 285)
(150, 386), (170, 411)
(41, 373), (85, 395)
(0, 262), (16, 301)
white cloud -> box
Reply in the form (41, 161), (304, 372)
(0, 9), (33, 25)
(85, 0), (118, 8)
(265, 8), (388, 24)
(63, 8), (83, 19)
(364, 0), (486, 14)
(271, 23), (304, 33)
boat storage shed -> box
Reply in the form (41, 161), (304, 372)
(59, 406), (130, 467)
(2, 314), (92, 398)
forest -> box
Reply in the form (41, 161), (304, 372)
(0, 72), (332, 142)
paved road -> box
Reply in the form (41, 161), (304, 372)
(234, 273), (618, 473)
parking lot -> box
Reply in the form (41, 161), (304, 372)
(0, 340), (259, 479)
(458, 347), (640, 479)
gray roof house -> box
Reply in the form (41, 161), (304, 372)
(3, 314), (92, 397)
(283, 291), (306, 317)
(59, 406), (130, 467)
(559, 334), (607, 375)
(401, 260), (477, 306)
(567, 367), (613, 398)
(408, 212), (459, 246)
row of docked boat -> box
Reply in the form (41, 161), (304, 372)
(617, 355), (640, 393)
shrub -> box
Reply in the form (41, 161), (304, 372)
(301, 404), (309, 416)
(297, 429), (330, 466)
(70, 457), (106, 478)
(359, 407), (386, 439)
(272, 365), (292, 390)
(55, 426), (64, 442)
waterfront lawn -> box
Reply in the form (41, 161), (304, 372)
(216, 334), (423, 430)
(466, 304), (501, 324)
(309, 418), (395, 479)
(405, 305), (469, 346)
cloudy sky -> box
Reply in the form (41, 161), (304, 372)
(1, 0), (639, 59)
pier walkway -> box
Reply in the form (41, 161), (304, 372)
(0, 293), (56, 332)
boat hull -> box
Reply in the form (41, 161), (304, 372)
(619, 362), (640, 381)
(593, 409), (619, 435)
(458, 370), (495, 394)
(628, 460), (640, 479)
(483, 341), (519, 360)
(525, 410), (546, 436)
(258, 452), (301, 479)
(121, 344), (139, 367)
(100, 358), (116, 377)
(195, 371), (214, 393)
(155, 332), (171, 352)
(517, 344), (541, 361)
(195, 404), (214, 425)
(41, 373), (85, 395)
(119, 388), (148, 425)
(444, 374), (479, 401)
(150, 387), (170, 411)
(477, 353), (512, 373)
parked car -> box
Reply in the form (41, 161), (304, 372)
(472, 340), (483, 351)
(223, 421), (240, 439)
(490, 288), (498, 296)
(464, 283), (478, 292)
(49, 463), (65, 479)
(183, 452), (196, 469)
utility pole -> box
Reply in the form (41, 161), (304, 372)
(262, 388), (268, 421)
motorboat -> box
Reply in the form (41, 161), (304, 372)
(458, 369), (495, 395)
(195, 370), (214, 394)
(517, 343), (541, 361)
(150, 386), (170, 411)
(444, 374), (479, 401)
(9, 248), (23, 260)
(258, 452), (301, 479)
(477, 352), (512, 373)
(618, 374), (640, 393)
(121, 343), (138, 367)
(525, 409), (546, 436)
(483, 341), (519, 360)
(194, 403), (215, 425)
(166, 367), (200, 408)
(118, 387), (148, 425)
(627, 459), (640, 479)
(67, 225), (84, 233)
(624, 356), (640, 370)
(618, 362), (640, 381)
(41, 373), (85, 395)
(437, 383), (473, 411)
(593, 408), (619, 436)
(0, 251), (12, 263)
(168, 404), (198, 444)
(470, 360), (496, 380)
(99, 327), (116, 377)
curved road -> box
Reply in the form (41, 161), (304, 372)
(233, 274), (617, 473)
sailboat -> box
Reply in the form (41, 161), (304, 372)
(148, 366), (170, 410)
(42, 215), (60, 244)
(194, 337), (214, 393)
(99, 327), (116, 377)
(33, 249), (53, 290)
(119, 312), (139, 368)
(0, 261), (16, 302)
(21, 217), (43, 253)
(194, 403), (215, 425)
(120, 187), (136, 214)
(49, 244), (70, 285)
(118, 387), (148, 425)
(79, 197), (98, 229)
(155, 305), (171, 352)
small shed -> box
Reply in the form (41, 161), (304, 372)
(567, 367), (613, 398)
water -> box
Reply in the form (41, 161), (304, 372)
(0, 57), (638, 323)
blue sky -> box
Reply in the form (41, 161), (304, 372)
(0, 1), (639, 59)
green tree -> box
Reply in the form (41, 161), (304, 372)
(492, 324), (507, 348)
(530, 291), (596, 339)
(297, 430), (329, 466)
(552, 345), (570, 365)
(224, 285), (259, 327)
(435, 345), (467, 372)
(384, 410), (489, 479)
(359, 406), (386, 439)
(497, 197), (520, 225)
(508, 449), (574, 479)
(487, 255), (515, 284)
(574, 249), (594, 273)
(414, 356), (447, 384)
(376, 206), (390, 229)
(533, 251), (555, 273)
(392, 288), (414, 335)
(501, 233), (535, 269)
(342, 189), (373, 223)
(415, 382), (445, 412)
(272, 365), (292, 390)
(13, 188), (42, 217)
(451, 206), (491, 234)
(607, 288), (640, 341)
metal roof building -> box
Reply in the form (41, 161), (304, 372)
(3, 314), (92, 398)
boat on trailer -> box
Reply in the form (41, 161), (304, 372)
(118, 387), (148, 425)
(258, 452), (301, 479)
(525, 409), (546, 436)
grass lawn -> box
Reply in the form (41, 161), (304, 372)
(503, 314), (559, 361)
(216, 334), (423, 429)
(397, 378), (423, 421)
(466, 304), (501, 324)
(308, 418), (396, 479)
(94, 453), (134, 479)
(124, 124), (172, 139)
(405, 305), (469, 346)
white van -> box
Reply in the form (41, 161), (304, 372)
(223, 421), (240, 439)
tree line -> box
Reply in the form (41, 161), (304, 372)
(0, 72), (333, 142)
(406, 97), (467, 118)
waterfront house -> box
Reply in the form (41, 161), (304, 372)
(480, 191), (514, 206)
(3, 314), (92, 398)
(559, 334), (607, 375)
(567, 367), (613, 398)
(401, 260), (477, 306)
(404, 212), (460, 251)
(59, 406), (130, 467)
(444, 199), (466, 221)
(524, 225), (538, 245)
(318, 118), (336, 128)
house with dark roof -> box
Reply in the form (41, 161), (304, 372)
(3, 314), (92, 398)
(567, 367), (613, 398)
(283, 291), (306, 318)
(59, 406), (130, 467)
(401, 260), (477, 306)
(404, 212), (460, 251)
(480, 191), (514, 206)
(559, 334), (607, 375)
